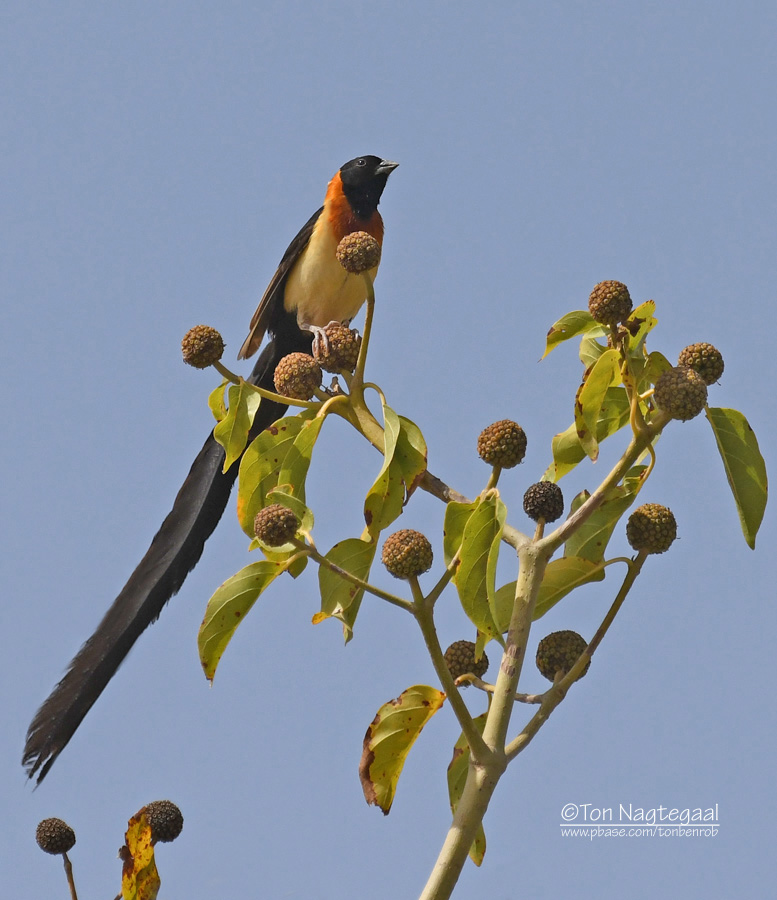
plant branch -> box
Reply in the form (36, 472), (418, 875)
(212, 362), (320, 409)
(413, 591), (491, 764)
(62, 853), (78, 900)
(504, 550), (647, 761)
(418, 763), (503, 900)
(538, 411), (665, 555)
(459, 674), (545, 704)
(297, 541), (414, 613)
(419, 542), (547, 900)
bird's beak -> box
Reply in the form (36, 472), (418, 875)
(377, 159), (399, 174)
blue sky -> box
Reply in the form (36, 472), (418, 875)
(3, 2), (775, 897)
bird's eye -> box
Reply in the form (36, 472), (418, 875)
(356, 158), (366, 166)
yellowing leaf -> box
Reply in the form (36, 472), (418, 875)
(545, 388), (631, 481)
(236, 410), (316, 536)
(265, 487), (314, 535)
(276, 413), (326, 502)
(579, 335), (608, 369)
(208, 379), (228, 422)
(447, 713), (488, 866)
(317, 538), (377, 641)
(625, 300), (657, 348)
(359, 685), (445, 814)
(642, 350), (673, 389)
(575, 349), (622, 461)
(542, 310), (598, 358)
(706, 407), (768, 549)
(395, 415), (428, 496)
(198, 559), (291, 680)
(121, 814), (159, 900)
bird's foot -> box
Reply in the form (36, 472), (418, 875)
(305, 320), (351, 357)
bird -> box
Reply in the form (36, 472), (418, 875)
(23, 155), (398, 783)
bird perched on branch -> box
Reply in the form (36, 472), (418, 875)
(24, 155), (398, 782)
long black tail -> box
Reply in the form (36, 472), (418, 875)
(23, 333), (310, 783)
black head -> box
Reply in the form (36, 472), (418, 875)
(338, 156), (398, 219)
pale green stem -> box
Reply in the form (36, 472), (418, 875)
(417, 762), (504, 900)
(419, 542), (547, 900)
(484, 466), (501, 491)
(481, 543), (548, 750)
(412, 587), (491, 764)
(294, 540), (413, 614)
(351, 272), (376, 389)
(504, 550), (647, 761)
(459, 674), (544, 704)
(538, 408), (668, 556)
(212, 362), (320, 409)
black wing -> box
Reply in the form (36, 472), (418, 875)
(237, 206), (323, 360)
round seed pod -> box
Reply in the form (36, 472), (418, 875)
(253, 504), (300, 546)
(536, 631), (590, 682)
(35, 818), (76, 855)
(626, 503), (677, 554)
(273, 352), (323, 400)
(142, 800), (184, 844)
(477, 420), (527, 469)
(182, 325), (225, 368)
(677, 342), (724, 385)
(588, 281), (633, 327)
(335, 231), (381, 274)
(444, 640), (489, 681)
(381, 529), (433, 579)
(654, 366), (708, 421)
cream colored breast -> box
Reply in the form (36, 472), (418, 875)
(283, 217), (378, 328)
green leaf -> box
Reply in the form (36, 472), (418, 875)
(266, 487), (314, 534)
(443, 500), (478, 568)
(394, 415), (428, 495)
(545, 387), (631, 481)
(317, 538), (377, 640)
(542, 310), (598, 358)
(706, 407), (768, 549)
(455, 493), (506, 638)
(532, 557), (604, 620)
(276, 413), (326, 504)
(208, 379), (229, 422)
(575, 349), (622, 461)
(249, 488), (313, 576)
(214, 382), (262, 472)
(492, 581), (516, 632)
(359, 685), (446, 814)
(564, 466), (647, 563)
(579, 335), (608, 369)
(364, 457), (406, 539)
(447, 713), (488, 866)
(363, 401), (402, 538)
(641, 350), (673, 390)
(236, 409), (316, 536)
(198, 559), (290, 680)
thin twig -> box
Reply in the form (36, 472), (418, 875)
(62, 853), (78, 900)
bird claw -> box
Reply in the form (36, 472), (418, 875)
(306, 320), (351, 358)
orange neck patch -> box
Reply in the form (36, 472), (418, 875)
(324, 172), (384, 244)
